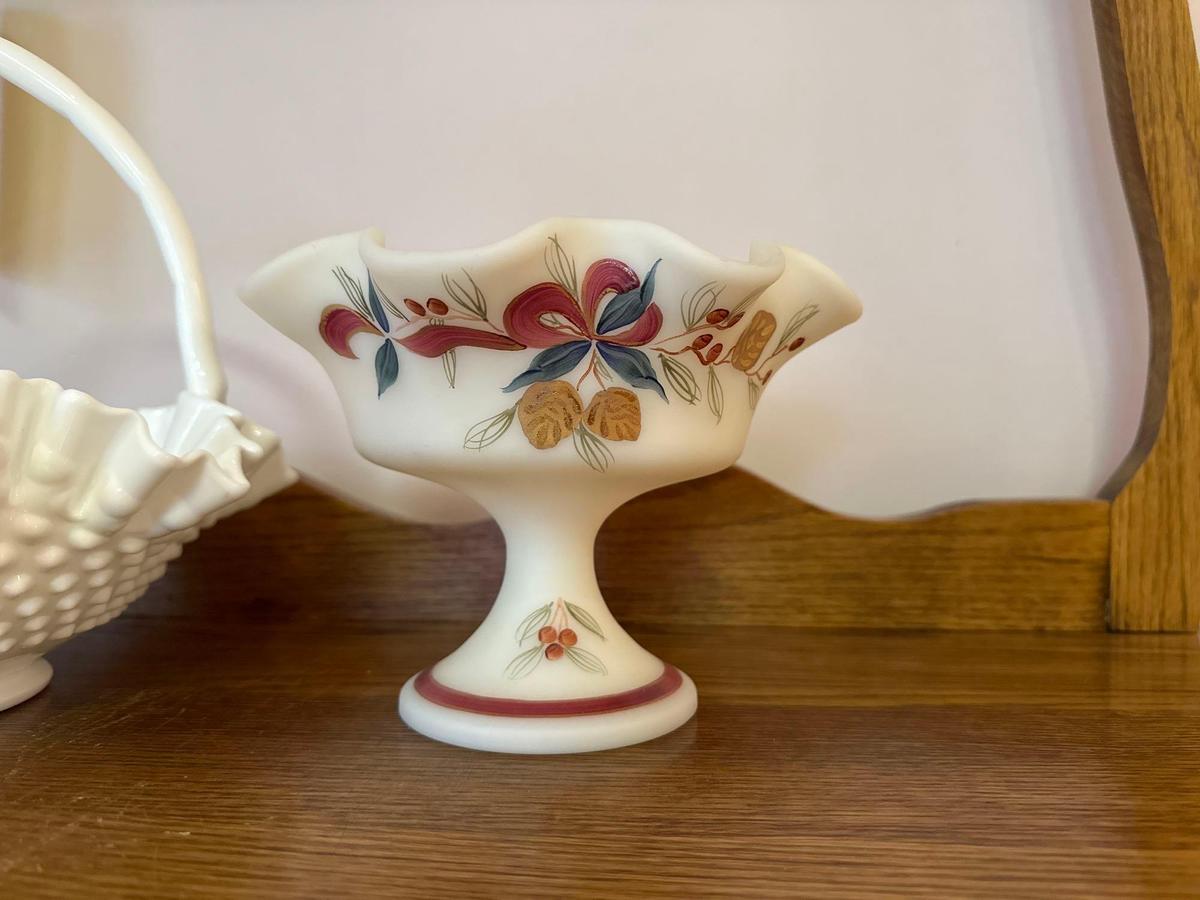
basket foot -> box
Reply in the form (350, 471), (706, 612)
(0, 654), (52, 711)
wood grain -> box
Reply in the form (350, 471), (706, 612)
(1, 606), (1197, 897)
(157, 476), (1110, 631)
(600, 472), (1109, 630)
(1094, 0), (1200, 630)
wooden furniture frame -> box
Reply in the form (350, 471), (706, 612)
(209, 1), (1198, 634)
(1096, 0), (1200, 630)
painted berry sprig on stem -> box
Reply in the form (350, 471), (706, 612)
(506, 597), (607, 678)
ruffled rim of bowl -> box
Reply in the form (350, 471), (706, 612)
(357, 216), (787, 284)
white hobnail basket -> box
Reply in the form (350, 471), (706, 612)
(0, 37), (295, 710)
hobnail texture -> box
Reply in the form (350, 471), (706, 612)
(0, 374), (291, 665)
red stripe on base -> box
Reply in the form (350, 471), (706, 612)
(415, 665), (684, 718)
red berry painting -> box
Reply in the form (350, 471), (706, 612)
(506, 597), (607, 679)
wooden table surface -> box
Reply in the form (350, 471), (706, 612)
(1, 604), (1198, 897)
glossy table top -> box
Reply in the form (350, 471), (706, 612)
(2, 612), (1197, 897)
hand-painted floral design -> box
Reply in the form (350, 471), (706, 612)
(316, 235), (822, 470)
(506, 597), (607, 679)
(317, 266), (524, 396)
(500, 237), (666, 399)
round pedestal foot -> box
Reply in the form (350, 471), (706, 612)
(0, 655), (52, 711)
(399, 665), (697, 754)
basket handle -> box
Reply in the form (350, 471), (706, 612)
(0, 37), (226, 401)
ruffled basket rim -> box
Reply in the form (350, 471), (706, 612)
(0, 369), (287, 507)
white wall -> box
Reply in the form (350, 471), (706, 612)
(0, 0), (1150, 522)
